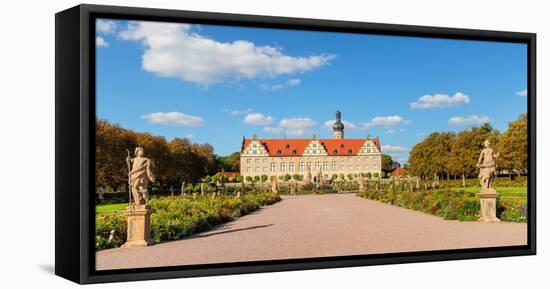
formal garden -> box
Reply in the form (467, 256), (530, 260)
(96, 191), (280, 250)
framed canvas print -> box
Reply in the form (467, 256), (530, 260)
(55, 4), (536, 284)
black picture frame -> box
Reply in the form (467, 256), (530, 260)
(55, 4), (536, 284)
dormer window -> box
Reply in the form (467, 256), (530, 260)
(340, 144), (344, 149)
(292, 150), (297, 155)
(347, 149), (352, 155)
(285, 144), (290, 149)
(333, 149), (338, 155)
(277, 150), (282, 155)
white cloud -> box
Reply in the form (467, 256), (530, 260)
(225, 108), (253, 116)
(410, 92), (470, 109)
(264, 127), (284, 134)
(119, 21), (335, 85)
(142, 112), (203, 126)
(262, 117), (317, 136)
(279, 117), (317, 130)
(244, 113), (274, 125)
(96, 19), (117, 34)
(382, 145), (409, 152)
(516, 89), (527, 97)
(260, 78), (302, 91)
(448, 115), (490, 126)
(96, 36), (109, 47)
(385, 129), (396, 134)
(287, 78), (301, 86)
(323, 119), (360, 130)
(364, 115), (408, 128)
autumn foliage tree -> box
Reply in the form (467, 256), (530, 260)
(496, 113), (528, 177)
(409, 123), (500, 180)
(95, 119), (219, 191)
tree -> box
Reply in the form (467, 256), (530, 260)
(331, 173), (338, 180)
(245, 176), (253, 183)
(292, 174), (302, 181)
(253, 175), (260, 182)
(283, 174), (292, 181)
(408, 132), (455, 180)
(497, 113), (527, 177)
(366, 172), (372, 179)
(381, 154), (394, 171)
(261, 174), (268, 182)
(216, 152), (241, 172)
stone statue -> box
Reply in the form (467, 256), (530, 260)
(476, 140), (499, 192)
(126, 147), (155, 206)
(271, 179), (278, 194)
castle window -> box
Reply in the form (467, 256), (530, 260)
(323, 162), (329, 170)
(289, 162), (295, 171)
(332, 161), (337, 170)
(270, 162), (276, 172)
(315, 162), (321, 171)
(281, 162), (287, 171)
(312, 143), (317, 147)
(299, 162), (304, 171)
(246, 158), (251, 163)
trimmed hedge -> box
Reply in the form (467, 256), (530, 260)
(96, 192), (281, 250)
(356, 189), (527, 223)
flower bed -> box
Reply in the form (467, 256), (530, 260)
(356, 188), (527, 223)
(95, 192), (281, 251)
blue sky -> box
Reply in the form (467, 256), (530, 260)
(95, 19), (527, 164)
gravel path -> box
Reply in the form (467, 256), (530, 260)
(96, 194), (527, 270)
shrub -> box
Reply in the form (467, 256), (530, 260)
(95, 192), (281, 251)
(356, 188), (526, 223)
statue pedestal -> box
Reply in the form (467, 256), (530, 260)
(478, 189), (500, 223)
(122, 204), (154, 248)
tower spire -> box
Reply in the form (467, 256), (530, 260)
(332, 110), (344, 139)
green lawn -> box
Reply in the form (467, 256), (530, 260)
(96, 203), (128, 216)
(449, 186), (527, 200)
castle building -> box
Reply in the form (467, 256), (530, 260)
(240, 111), (382, 180)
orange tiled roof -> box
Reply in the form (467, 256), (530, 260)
(392, 167), (409, 176)
(242, 137), (380, 157)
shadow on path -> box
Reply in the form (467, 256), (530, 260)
(189, 224), (274, 239)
